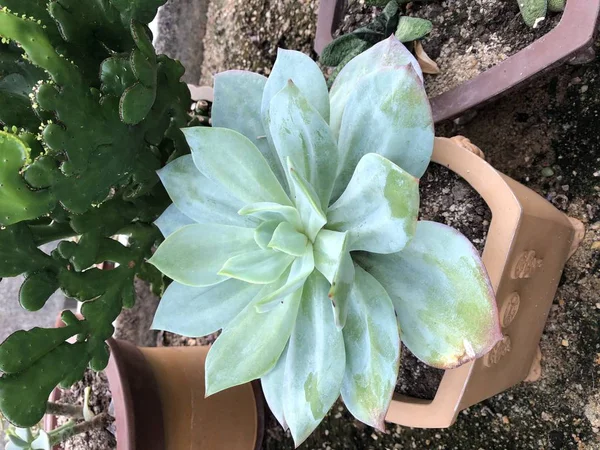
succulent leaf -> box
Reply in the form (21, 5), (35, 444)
(154, 203), (195, 238)
(158, 155), (255, 227)
(184, 127), (292, 206)
(151, 279), (262, 337)
(261, 48), (330, 126)
(341, 265), (400, 430)
(261, 344), (289, 430)
(518, 0), (547, 27)
(268, 221), (309, 257)
(205, 287), (303, 396)
(334, 66), (433, 199)
(149, 224), (257, 287)
(255, 245), (315, 313)
(211, 71), (284, 184)
(356, 221), (501, 368)
(218, 249), (295, 284)
(239, 202), (303, 231)
(328, 153), (419, 254)
(320, 34), (367, 67)
(548, 0), (566, 12)
(286, 159), (327, 242)
(330, 36), (423, 140)
(269, 81), (339, 208)
(282, 272), (346, 445)
(254, 220), (282, 250)
(394, 16), (433, 43)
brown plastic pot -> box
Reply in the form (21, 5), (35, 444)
(45, 334), (264, 450)
(384, 136), (584, 428)
(314, 0), (600, 123)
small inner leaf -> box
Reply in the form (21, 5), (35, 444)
(218, 249), (295, 284)
(287, 158), (327, 242)
(239, 202), (302, 231)
(255, 244), (315, 312)
(254, 220), (281, 250)
(268, 222), (309, 257)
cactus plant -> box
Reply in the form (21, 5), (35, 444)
(0, 0), (190, 428)
(150, 36), (502, 445)
(321, 0), (432, 85)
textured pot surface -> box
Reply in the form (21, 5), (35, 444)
(106, 339), (263, 450)
(384, 136), (582, 428)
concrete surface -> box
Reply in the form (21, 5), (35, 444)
(154, 0), (210, 84)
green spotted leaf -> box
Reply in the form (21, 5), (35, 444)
(356, 221), (501, 368)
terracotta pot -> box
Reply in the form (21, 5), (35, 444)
(383, 136), (584, 428)
(46, 335), (264, 450)
(314, 0), (600, 123)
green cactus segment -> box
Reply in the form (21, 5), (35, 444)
(548, 0), (566, 12)
(395, 16), (433, 42)
(19, 271), (60, 311)
(0, 223), (54, 277)
(0, 0), (187, 429)
(0, 132), (55, 225)
(518, 0), (547, 27)
(0, 316), (85, 374)
(0, 341), (88, 427)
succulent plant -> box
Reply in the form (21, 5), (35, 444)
(150, 36), (502, 445)
(4, 386), (108, 450)
(320, 0), (432, 85)
(5, 427), (50, 450)
(0, 0), (189, 428)
(517, 0), (566, 27)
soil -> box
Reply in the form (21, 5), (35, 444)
(335, 0), (562, 97)
(54, 370), (115, 450)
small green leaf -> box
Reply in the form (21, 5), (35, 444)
(548, 0), (566, 12)
(218, 249), (295, 284)
(268, 222), (309, 257)
(239, 202), (302, 231)
(30, 430), (50, 450)
(255, 245), (315, 312)
(334, 65), (433, 200)
(282, 271), (346, 445)
(254, 220), (281, 250)
(329, 36), (422, 141)
(269, 81), (339, 208)
(328, 153), (419, 254)
(341, 265), (399, 430)
(287, 159), (327, 242)
(395, 16), (433, 42)
(158, 155), (256, 227)
(154, 204), (195, 238)
(320, 34), (367, 67)
(184, 127), (292, 206)
(149, 224), (257, 287)
(205, 288), (303, 396)
(152, 279), (262, 337)
(357, 221), (501, 368)
(518, 0), (547, 27)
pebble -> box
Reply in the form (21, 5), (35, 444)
(541, 167), (554, 177)
(562, 339), (569, 347)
